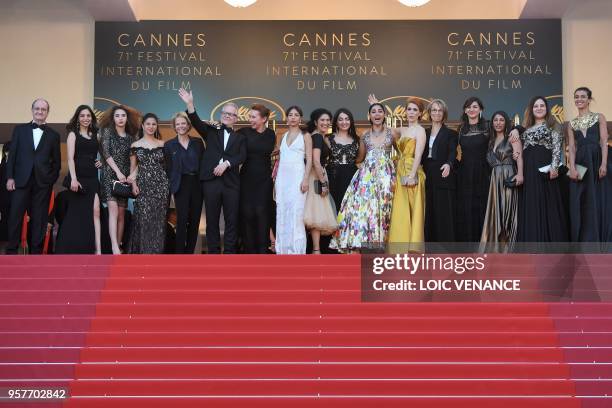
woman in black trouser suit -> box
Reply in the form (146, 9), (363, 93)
(239, 104), (277, 253)
(164, 112), (204, 253)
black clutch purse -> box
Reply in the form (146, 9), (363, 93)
(503, 175), (518, 188)
(62, 174), (87, 194)
(112, 181), (135, 198)
(314, 180), (323, 195)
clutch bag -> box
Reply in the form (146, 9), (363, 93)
(400, 174), (418, 186)
(313, 180), (323, 195)
(112, 181), (135, 198)
(62, 174), (87, 194)
(573, 164), (588, 180)
(503, 175), (517, 188)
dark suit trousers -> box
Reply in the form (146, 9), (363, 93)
(6, 175), (52, 254)
(174, 174), (203, 254)
(202, 178), (239, 254)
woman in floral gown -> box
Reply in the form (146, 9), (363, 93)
(330, 102), (395, 252)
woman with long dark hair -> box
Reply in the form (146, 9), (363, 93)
(98, 105), (140, 254)
(512, 96), (568, 243)
(126, 113), (169, 254)
(568, 87), (611, 242)
(327, 108), (365, 211)
(330, 102), (395, 252)
(456, 96), (491, 242)
(275, 106), (312, 254)
(303, 108), (337, 253)
(55, 105), (102, 254)
(480, 111), (523, 252)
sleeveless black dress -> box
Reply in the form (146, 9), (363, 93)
(55, 133), (100, 253)
(569, 113), (612, 242)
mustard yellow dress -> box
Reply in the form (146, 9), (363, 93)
(388, 136), (426, 251)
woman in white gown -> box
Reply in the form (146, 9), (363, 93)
(275, 106), (313, 254)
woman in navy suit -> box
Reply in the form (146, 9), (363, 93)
(164, 112), (204, 253)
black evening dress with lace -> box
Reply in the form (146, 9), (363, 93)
(456, 123), (491, 242)
(327, 134), (360, 210)
(127, 147), (169, 254)
(55, 133), (100, 254)
(517, 123), (568, 243)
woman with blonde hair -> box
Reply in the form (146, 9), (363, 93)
(164, 111), (204, 253)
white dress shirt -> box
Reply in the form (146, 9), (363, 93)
(219, 129), (230, 166)
(32, 127), (43, 150)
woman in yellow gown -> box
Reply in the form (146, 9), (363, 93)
(388, 98), (426, 251)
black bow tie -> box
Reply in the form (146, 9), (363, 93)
(31, 123), (46, 130)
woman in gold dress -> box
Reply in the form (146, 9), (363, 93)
(387, 98), (426, 252)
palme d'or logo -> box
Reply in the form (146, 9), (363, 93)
(210, 97), (286, 122)
(546, 95), (564, 124)
(378, 96), (433, 123)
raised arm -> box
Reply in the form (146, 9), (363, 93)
(178, 88), (209, 139)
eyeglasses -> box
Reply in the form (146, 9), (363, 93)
(221, 111), (238, 118)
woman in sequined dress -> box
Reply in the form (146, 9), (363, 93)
(126, 113), (169, 254)
(98, 105), (140, 254)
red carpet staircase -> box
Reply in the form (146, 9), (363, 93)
(1, 255), (611, 407)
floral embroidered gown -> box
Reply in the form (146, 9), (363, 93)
(330, 128), (395, 252)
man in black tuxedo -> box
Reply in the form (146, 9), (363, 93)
(179, 88), (246, 254)
(5, 98), (61, 254)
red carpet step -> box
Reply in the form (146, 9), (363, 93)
(0, 255), (611, 407)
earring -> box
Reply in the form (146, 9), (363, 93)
(479, 111), (482, 119)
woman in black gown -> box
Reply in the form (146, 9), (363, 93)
(456, 97), (491, 243)
(126, 113), (169, 254)
(424, 99), (458, 244)
(327, 108), (365, 210)
(568, 87), (611, 242)
(56, 105), (101, 254)
(239, 104), (276, 253)
(512, 96), (568, 243)
(480, 111), (524, 253)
